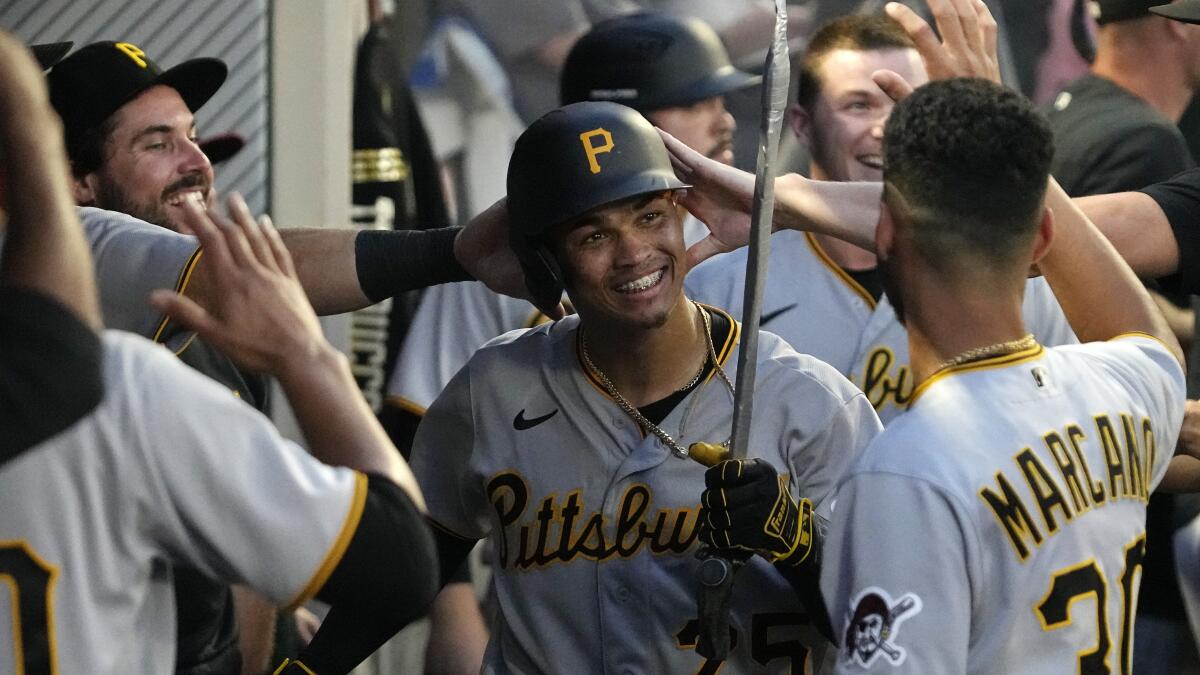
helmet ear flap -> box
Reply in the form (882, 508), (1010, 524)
(513, 236), (565, 314)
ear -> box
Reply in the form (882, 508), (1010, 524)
(788, 103), (812, 145)
(71, 172), (97, 206)
(1029, 206), (1055, 265)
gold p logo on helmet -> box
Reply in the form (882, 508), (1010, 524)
(115, 42), (148, 68)
(579, 128), (614, 174)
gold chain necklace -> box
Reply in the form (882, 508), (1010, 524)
(581, 301), (736, 459)
(936, 334), (1038, 371)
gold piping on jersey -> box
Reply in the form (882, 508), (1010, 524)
(151, 247), (205, 344)
(385, 395), (427, 417)
(908, 342), (1045, 408)
(0, 539), (60, 674)
(285, 472), (369, 611)
(803, 232), (877, 309)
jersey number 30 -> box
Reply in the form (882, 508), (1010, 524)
(1035, 533), (1146, 675)
(0, 541), (56, 674)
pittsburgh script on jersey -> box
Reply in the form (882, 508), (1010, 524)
(485, 471), (702, 570)
(981, 413), (1157, 562)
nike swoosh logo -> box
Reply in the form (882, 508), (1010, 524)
(761, 303), (798, 327)
(513, 408), (559, 431)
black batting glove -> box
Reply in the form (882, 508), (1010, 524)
(699, 458), (815, 567)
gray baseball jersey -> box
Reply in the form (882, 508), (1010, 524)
(390, 215), (709, 412)
(821, 335), (1184, 674)
(849, 278), (1077, 425)
(0, 331), (364, 674)
(79, 206), (201, 346)
(686, 232), (1077, 424)
(411, 307), (882, 674)
(686, 230), (875, 375)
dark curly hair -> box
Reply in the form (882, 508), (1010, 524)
(882, 78), (1054, 271)
(795, 13), (914, 112)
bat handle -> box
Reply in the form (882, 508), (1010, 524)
(695, 548), (745, 660)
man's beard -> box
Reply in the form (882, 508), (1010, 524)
(878, 253), (907, 326)
(92, 173), (209, 231)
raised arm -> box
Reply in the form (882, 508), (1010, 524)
(0, 32), (105, 460)
(0, 32), (100, 328)
(184, 197), (564, 319)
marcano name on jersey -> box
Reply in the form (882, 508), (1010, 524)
(486, 470), (704, 570)
(979, 413), (1157, 562)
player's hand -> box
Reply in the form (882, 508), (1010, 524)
(658, 128), (761, 267)
(1178, 400), (1200, 461)
(455, 198), (566, 320)
(699, 459), (815, 566)
(872, 0), (1000, 103)
(149, 193), (332, 377)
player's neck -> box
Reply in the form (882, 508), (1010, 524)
(581, 297), (709, 407)
(904, 276), (1028, 384)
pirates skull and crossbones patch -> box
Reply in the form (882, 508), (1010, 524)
(842, 587), (923, 668)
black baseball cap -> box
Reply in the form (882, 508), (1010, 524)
(1089, 0), (1167, 22)
(32, 42), (72, 70)
(1150, 0), (1200, 22)
(47, 41), (226, 155)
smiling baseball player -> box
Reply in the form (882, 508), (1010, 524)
(402, 101), (881, 674)
(822, 77), (1184, 673)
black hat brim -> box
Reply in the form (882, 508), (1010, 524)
(157, 57), (228, 113)
(199, 133), (245, 164)
(1151, 0), (1200, 22)
(31, 42), (73, 70)
(646, 66), (761, 111)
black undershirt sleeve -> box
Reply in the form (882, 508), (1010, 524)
(0, 287), (103, 463)
(1140, 168), (1200, 296)
(354, 227), (474, 303)
(297, 473), (439, 674)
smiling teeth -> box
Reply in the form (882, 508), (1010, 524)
(617, 269), (664, 293)
(167, 191), (205, 206)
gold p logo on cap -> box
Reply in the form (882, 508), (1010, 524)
(115, 42), (148, 68)
(579, 128), (614, 174)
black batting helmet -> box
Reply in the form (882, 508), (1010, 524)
(507, 101), (688, 310)
(561, 12), (759, 113)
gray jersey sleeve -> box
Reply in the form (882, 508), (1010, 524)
(80, 207), (200, 340)
(388, 281), (540, 411)
(410, 357), (489, 540)
(823, 471), (974, 673)
(112, 332), (364, 607)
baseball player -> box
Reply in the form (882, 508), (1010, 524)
(0, 36), (101, 461)
(387, 10), (756, 439)
(0, 53), (438, 672)
(819, 76), (1184, 674)
(684, 13), (1075, 414)
(397, 101), (882, 674)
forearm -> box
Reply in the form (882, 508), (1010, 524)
(276, 344), (425, 510)
(278, 227), (470, 315)
(774, 174), (881, 250)
(1076, 191), (1179, 280)
(0, 58), (101, 328)
(1040, 180), (1181, 360)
